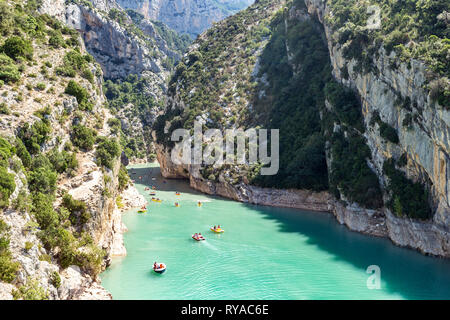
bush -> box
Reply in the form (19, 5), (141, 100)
(17, 120), (51, 154)
(118, 165), (129, 191)
(47, 149), (78, 174)
(12, 189), (31, 213)
(329, 131), (383, 209)
(95, 137), (120, 169)
(0, 102), (10, 114)
(28, 165), (57, 195)
(1, 36), (33, 60)
(48, 30), (65, 48)
(0, 53), (21, 83)
(12, 279), (49, 300)
(32, 193), (59, 230)
(383, 159), (431, 219)
(62, 193), (90, 226)
(50, 271), (61, 288)
(71, 125), (96, 151)
(15, 138), (31, 168)
(379, 122), (399, 144)
(0, 167), (16, 209)
(0, 219), (20, 283)
(65, 80), (89, 108)
(24, 241), (33, 251)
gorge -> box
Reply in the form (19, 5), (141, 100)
(0, 0), (448, 300)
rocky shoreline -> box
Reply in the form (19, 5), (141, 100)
(156, 145), (450, 258)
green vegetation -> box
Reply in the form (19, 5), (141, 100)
(251, 9), (331, 191)
(12, 279), (49, 300)
(65, 80), (92, 111)
(327, 0), (450, 109)
(95, 137), (120, 170)
(0, 53), (21, 83)
(1, 35), (33, 60)
(329, 131), (383, 208)
(151, 20), (192, 57)
(104, 75), (158, 159)
(383, 159), (431, 220)
(56, 49), (95, 84)
(0, 137), (16, 208)
(0, 219), (20, 283)
(62, 193), (90, 226)
(118, 165), (129, 191)
(47, 148), (78, 175)
(71, 125), (97, 151)
(50, 271), (61, 288)
(17, 120), (51, 155)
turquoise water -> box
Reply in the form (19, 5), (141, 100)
(101, 163), (450, 300)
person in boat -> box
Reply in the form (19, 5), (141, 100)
(194, 233), (198, 239)
(218, 225), (221, 229)
(153, 262), (157, 269)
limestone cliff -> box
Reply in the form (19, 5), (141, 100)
(155, 0), (450, 257)
(116, 0), (254, 38)
(0, 0), (138, 299)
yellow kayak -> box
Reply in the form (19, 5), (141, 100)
(152, 199), (162, 203)
(210, 227), (224, 233)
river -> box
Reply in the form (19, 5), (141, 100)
(100, 163), (450, 299)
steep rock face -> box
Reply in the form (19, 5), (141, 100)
(40, 0), (172, 97)
(155, 0), (450, 257)
(304, 0), (450, 256)
(116, 0), (254, 37)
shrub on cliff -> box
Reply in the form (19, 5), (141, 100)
(95, 137), (120, 170)
(17, 120), (51, 155)
(0, 53), (21, 83)
(1, 36), (33, 61)
(47, 148), (78, 174)
(118, 164), (129, 191)
(379, 122), (399, 144)
(0, 219), (20, 283)
(383, 159), (432, 220)
(65, 80), (92, 110)
(0, 167), (16, 209)
(32, 193), (59, 230)
(71, 125), (97, 151)
(62, 193), (90, 226)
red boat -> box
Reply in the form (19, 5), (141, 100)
(192, 234), (205, 241)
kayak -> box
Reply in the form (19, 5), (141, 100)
(152, 199), (162, 203)
(192, 235), (205, 241)
(149, 192), (156, 196)
(153, 263), (166, 274)
(210, 228), (224, 233)
(137, 210), (147, 213)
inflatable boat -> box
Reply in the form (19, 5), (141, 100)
(153, 263), (166, 274)
(210, 227), (224, 233)
(192, 234), (205, 241)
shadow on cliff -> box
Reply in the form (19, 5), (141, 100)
(241, 202), (450, 299)
(127, 165), (450, 299)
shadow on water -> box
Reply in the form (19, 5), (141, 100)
(127, 164), (450, 299)
(243, 203), (450, 299)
